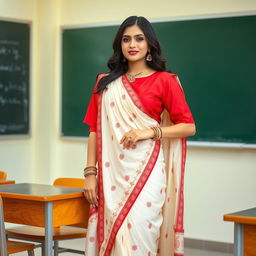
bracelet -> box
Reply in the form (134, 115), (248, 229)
(84, 166), (97, 171)
(151, 126), (160, 140)
(84, 172), (97, 178)
(84, 170), (97, 176)
(84, 166), (97, 174)
(151, 126), (162, 140)
(84, 168), (97, 173)
(158, 126), (162, 139)
(151, 127), (156, 140)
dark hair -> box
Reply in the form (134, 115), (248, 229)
(96, 16), (167, 93)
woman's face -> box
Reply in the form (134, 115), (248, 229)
(121, 25), (149, 64)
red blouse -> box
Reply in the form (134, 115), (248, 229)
(84, 72), (194, 132)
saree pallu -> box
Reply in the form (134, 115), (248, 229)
(85, 75), (186, 256)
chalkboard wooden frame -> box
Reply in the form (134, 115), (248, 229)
(60, 12), (256, 148)
(0, 17), (32, 138)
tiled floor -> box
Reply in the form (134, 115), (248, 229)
(11, 238), (233, 255)
(185, 248), (233, 256)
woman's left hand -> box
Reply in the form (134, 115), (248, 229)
(120, 128), (154, 149)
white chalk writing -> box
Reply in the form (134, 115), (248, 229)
(0, 35), (29, 134)
(0, 81), (27, 93)
(0, 124), (26, 133)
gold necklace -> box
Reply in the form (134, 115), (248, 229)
(126, 71), (144, 82)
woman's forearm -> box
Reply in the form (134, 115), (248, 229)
(121, 123), (196, 149)
(143, 123), (196, 140)
(84, 131), (98, 207)
(161, 123), (196, 138)
(86, 132), (98, 166)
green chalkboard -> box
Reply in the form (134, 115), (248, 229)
(0, 20), (30, 135)
(61, 15), (256, 144)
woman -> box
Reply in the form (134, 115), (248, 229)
(83, 16), (195, 256)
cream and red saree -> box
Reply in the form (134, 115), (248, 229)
(85, 75), (186, 256)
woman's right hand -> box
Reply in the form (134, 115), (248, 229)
(84, 175), (98, 207)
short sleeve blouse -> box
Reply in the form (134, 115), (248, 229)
(83, 72), (194, 132)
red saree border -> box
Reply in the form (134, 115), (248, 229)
(122, 75), (157, 121)
(172, 138), (186, 256)
(103, 140), (160, 256)
(174, 138), (187, 234)
(89, 207), (97, 217)
(122, 74), (188, 255)
(97, 76), (162, 255)
(97, 92), (105, 251)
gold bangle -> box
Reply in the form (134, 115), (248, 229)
(156, 126), (161, 140)
(151, 126), (157, 140)
(158, 126), (162, 139)
(156, 126), (162, 140)
(151, 126), (162, 140)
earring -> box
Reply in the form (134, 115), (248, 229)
(122, 57), (127, 62)
(146, 52), (152, 61)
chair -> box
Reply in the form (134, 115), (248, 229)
(53, 178), (84, 188)
(6, 178), (89, 255)
(0, 171), (7, 180)
(0, 196), (35, 256)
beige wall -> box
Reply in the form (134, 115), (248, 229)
(0, 0), (38, 183)
(1, 0), (256, 244)
(60, 0), (256, 24)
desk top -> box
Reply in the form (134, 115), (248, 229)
(0, 183), (84, 202)
(0, 180), (15, 185)
(224, 207), (256, 224)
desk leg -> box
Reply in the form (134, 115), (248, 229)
(234, 223), (244, 256)
(45, 202), (53, 256)
(0, 218), (7, 256)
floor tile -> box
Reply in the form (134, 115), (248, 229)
(10, 238), (234, 255)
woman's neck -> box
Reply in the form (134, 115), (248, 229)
(127, 61), (151, 74)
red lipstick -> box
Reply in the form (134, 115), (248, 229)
(128, 51), (139, 55)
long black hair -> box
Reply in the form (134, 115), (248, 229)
(96, 16), (167, 93)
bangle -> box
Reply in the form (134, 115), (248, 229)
(151, 126), (162, 140)
(158, 126), (162, 139)
(151, 126), (157, 140)
(84, 166), (97, 171)
(84, 166), (97, 172)
(84, 170), (97, 177)
(84, 168), (97, 174)
(151, 126), (159, 140)
(84, 172), (97, 178)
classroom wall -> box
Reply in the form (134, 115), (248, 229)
(1, 0), (256, 244)
(0, 0), (39, 183)
(60, 0), (256, 24)
(57, 0), (256, 243)
(33, 0), (59, 183)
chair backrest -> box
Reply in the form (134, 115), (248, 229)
(0, 171), (7, 180)
(53, 177), (84, 188)
(53, 178), (89, 228)
(0, 196), (7, 256)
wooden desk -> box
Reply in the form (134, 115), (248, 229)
(0, 180), (15, 185)
(224, 208), (256, 256)
(0, 183), (89, 256)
